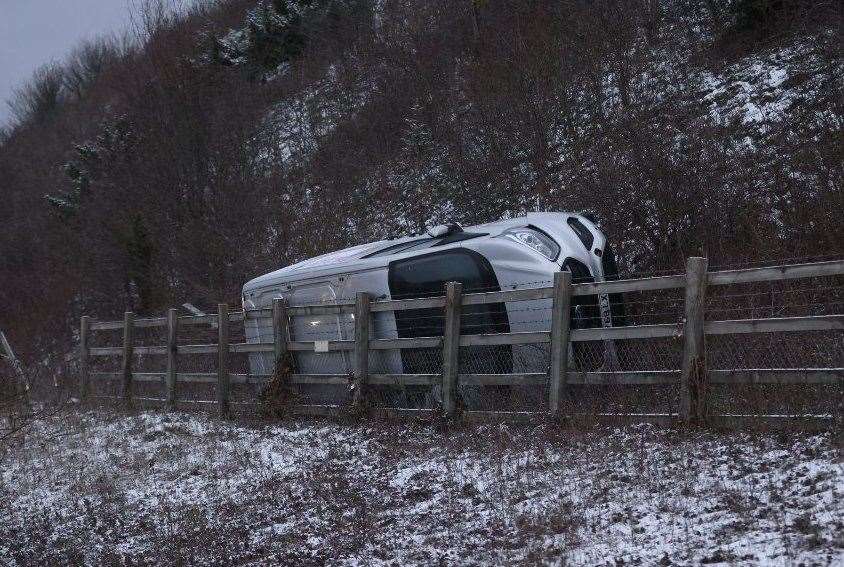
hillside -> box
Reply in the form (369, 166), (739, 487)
(2, 411), (842, 564)
(0, 0), (840, 369)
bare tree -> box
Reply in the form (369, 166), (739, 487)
(7, 63), (66, 125)
(0, 0), (840, 392)
(63, 37), (127, 100)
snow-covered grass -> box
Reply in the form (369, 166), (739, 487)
(699, 39), (840, 131)
(1, 410), (841, 565)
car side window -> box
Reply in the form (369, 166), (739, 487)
(388, 249), (511, 374)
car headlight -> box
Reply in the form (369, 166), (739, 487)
(501, 227), (560, 261)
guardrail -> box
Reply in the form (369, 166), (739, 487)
(78, 258), (844, 426)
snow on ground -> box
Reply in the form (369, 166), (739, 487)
(1, 411), (841, 565)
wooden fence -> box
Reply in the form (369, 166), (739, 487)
(1, 330), (31, 410)
(79, 258), (844, 426)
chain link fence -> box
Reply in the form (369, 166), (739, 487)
(705, 274), (843, 417)
(78, 262), (843, 422)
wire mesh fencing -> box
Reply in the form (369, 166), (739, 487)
(704, 274), (843, 418)
(77, 259), (843, 425)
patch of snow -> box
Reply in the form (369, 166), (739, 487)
(1, 411), (841, 565)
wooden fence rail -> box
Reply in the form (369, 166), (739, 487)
(78, 258), (844, 424)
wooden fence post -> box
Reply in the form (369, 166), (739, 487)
(79, 316), (90, 403)
(442, 281), (463, 418)
(272, 298), (289, 368)
(166, 308), (178, 411)
(0, 330), (30, 409)
(838, 334), (843, 431)
(352, 292), (371, 411)
(548, 270), (573, 420)
(121, 311), (134, 409)
(217, 303), (230, 418)
(680, 257), (708, 424)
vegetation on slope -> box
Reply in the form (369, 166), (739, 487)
(0, 0), (840, 371)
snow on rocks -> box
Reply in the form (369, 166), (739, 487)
(1, 411), (841, 565)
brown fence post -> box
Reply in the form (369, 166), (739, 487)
(680, 257), (708, 424)
(549, 270), (573, 420)
(121, 311), (134, 409)
(79, 316), (90, 403)
(0, 330), (30, 409)
(217, 303), (230, 418)
(166, 308), (178, 411)
(352, 292), (371, 412)
(272, 298), (290, 369)
(838, 334), (843, 431)
(442, 282), (463, 418)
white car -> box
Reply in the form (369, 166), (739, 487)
(242, 212), (624, 407)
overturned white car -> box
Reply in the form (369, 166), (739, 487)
(242, 212), (624, 406)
